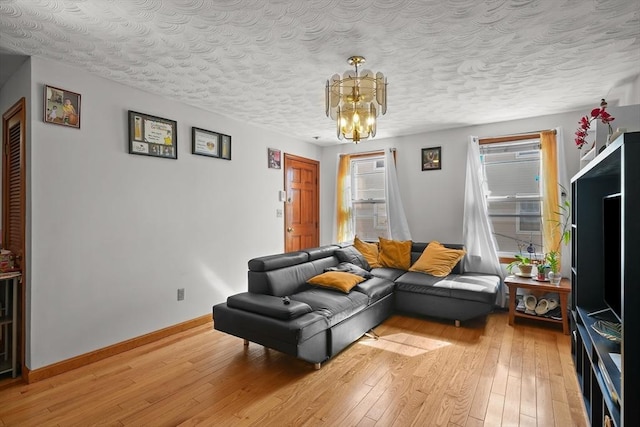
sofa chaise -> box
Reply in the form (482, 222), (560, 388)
(213, 241), (500, 369)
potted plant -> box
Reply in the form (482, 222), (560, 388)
(546, 190), (572, 285)
(507, 254), (533, 276)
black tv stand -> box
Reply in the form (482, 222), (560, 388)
(570, 131), (638, 427)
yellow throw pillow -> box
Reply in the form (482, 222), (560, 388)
(353, 236), (382, 268)
(378, 237), (412, 270)
(409, 241), (466, 277)
(307, 271), (365, 293)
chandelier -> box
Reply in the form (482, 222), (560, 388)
(325, 56), (387, 143)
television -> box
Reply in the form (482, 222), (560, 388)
(602, 193), (622, 321)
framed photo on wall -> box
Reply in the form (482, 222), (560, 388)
(422, 146), (441, 171)
(192, 127), (220, 158)
(220, 134), (232, 160)
(44, 85), (81, 128)
(268, 148), (281, 169)
(128, 111), (177, 159)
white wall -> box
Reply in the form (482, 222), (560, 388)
(319, 106), (640, 247)
(24, 57), (320, 369)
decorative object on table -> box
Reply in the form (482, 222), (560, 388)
(545, 187), (572, 286)
(325, 55), (387, 144)
(128, 111), (177, 159)
(421, 146), (441, 171)
(0, 249), (17, 272)
(591, 319), (621, 343)
(44, 84), (81, 128)
(508, 254), (533, 276)
(608, 127), (627, 145)
(574, 98), (615, 150)
(192, 127), (221, 158)
(268, 148), (281, 169)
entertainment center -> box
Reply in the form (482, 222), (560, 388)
(570, 132), (638, 426)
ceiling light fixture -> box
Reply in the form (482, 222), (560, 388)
(325, 56), (387, 144)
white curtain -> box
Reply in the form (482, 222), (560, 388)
(385, 148), (412, 240)
(463, 136), (505, 307)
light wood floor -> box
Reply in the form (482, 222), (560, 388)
(0, 311), (587, 426)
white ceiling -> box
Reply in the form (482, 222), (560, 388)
(1, 0), (639, 145)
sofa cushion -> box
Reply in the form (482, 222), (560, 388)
(305, 245), (341, 261)
(371, 267), (407, 282)
(325, 262), (373, 279)
(378, 237), (412, 270)
(291, 288), (369, 326)
(307, 271), (365, 293)
(248, 251), (309, 272)
(409, 241), (466, 277)
(334, 246), (371, 271)
(395, 272), (499, 305)
(353, 276), (396, 304)
(410, 242), (465, 275)
(353, 236), (382, 268)
(227, 292), (313, 320)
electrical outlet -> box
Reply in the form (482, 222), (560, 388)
(177, 288), (185, 301)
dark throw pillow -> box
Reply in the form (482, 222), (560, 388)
(334, 246), (371, 271)
(325, 262), (373, 279)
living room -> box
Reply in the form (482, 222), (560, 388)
(0, 1), (639, 425)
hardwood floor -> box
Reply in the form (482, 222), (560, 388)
(0, 311), (587, 426)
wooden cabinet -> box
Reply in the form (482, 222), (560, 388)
(0, 272), (20, 378)
(570, 132), (639, 426)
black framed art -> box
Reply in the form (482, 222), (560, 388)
(128, 111), (177, 159)
(44, 84), (81, 128)
(421, 146), (441, 171)
(192, 127), (221, 158)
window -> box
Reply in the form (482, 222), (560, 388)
(350, 155), (388, 240)
(481, 139), (543, 256)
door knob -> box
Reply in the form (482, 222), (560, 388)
(287, 227), (293, 232)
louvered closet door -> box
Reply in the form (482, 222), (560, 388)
(2, 98), (26, 378)
(3, 99), (26, 268)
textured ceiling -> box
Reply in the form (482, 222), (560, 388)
(1, 0), (639, 145)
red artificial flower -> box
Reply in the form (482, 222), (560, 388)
(574, 99), (615, 149)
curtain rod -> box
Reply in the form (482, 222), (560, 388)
(339, 148), (395, 157)
(479, 129), (556, 145)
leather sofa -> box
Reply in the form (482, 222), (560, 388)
(213, 242), (500, 369)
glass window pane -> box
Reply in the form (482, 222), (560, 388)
(351, 155), (387, 239)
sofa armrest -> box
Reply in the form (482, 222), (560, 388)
(227, 292), (313, 320)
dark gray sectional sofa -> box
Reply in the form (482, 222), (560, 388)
(213, 242), (500, 369)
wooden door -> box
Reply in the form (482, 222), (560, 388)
(284, 154), (319, 252)
(2, 98), (26, 379)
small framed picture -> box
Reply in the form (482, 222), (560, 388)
(128, 111), (177, 159)
(192, 127), (220, 158)
(422, 146), (441, 171)
(44, 85), (81, 128)
(220, 134), (232, 160)
(268, 148), (281, 169)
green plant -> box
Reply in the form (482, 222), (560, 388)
(506, 254), (532, 274)
(545, 187), (572, 273)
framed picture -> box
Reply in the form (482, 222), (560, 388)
(220, 134), (232, 160)
(44, 85), (81, 128)
(192, 127), (220, 158)
(128, 111), (177, 159)
(268, 148), (281, 169)
(422, 146), (441, 171)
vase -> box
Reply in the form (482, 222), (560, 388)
(548, 271), (562, 286)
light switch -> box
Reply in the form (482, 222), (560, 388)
(276, 209), (283, 218)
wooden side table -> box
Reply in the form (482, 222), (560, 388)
(504, 275), (571, 335)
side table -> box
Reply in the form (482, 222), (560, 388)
(504, 275), (571, 335)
